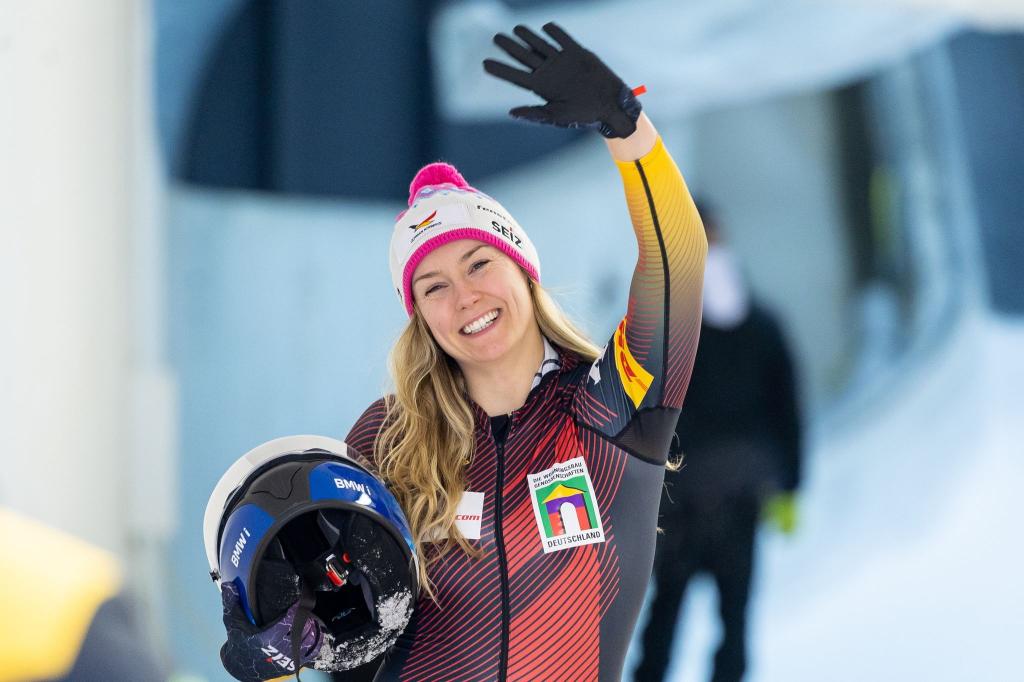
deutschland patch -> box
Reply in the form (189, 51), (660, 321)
(527, 457), (606, 554)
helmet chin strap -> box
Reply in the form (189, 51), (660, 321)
(347, 569), (377, 622)
(290, 577), (318, 680)
(317, 509), (377, 621)
(289, 538), (379, 677)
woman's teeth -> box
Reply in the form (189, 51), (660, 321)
(462, 310), (499, 335)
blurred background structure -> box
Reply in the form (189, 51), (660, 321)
(3, 0), (1023, 679)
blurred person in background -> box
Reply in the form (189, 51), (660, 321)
(0, 507), (166, 682)
(633, 201), (802, 682)
(216, 22), (707, 682)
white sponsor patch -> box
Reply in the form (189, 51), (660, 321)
(453, 491), (484, 540)
(527, 457), (606, 553)
(425, 491), (484, 541)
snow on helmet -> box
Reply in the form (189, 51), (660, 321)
(203, 435), (417, 671)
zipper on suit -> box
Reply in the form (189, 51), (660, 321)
(493, 417), (514, 681)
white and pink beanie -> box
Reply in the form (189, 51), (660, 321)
(389, 162), (541, 316)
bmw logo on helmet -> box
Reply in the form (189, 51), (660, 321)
(203, 435), (418, 671)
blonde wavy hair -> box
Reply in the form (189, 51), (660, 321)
(375, 280), (600, 599)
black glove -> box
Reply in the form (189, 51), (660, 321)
(483, 22), (641, 139)
(219, 581), (325, 682)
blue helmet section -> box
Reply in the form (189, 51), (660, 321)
(218, 503), (275, 624)
(308, 461), (416, 559)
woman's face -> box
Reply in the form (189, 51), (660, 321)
(412, 239), (536, 371)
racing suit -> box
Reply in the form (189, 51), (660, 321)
(346, 137), (706, 681)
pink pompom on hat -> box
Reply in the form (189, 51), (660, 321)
(389, 161), (541, 316)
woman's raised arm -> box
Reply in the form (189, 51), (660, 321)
(577, 128), (706, 463)
(484, 22), (707, 463)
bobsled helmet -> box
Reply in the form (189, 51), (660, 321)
(203, 435), (417, 670)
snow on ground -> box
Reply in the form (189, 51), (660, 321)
(629, 311), (1024, 681)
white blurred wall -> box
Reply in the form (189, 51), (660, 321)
(691, 91), (852, 408)
(0, 0), (174, 570)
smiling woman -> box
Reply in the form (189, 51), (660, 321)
(214, 21), (707, 682)
(342, 23), (706, 681)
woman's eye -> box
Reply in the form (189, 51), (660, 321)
(424, 283), (445, 296)
(470, 259), (490, 273)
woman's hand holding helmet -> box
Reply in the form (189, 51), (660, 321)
(483, 22), (642, 139)
(219, 581), (325, 682)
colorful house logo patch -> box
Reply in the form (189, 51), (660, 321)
(527, 457), (605, 553)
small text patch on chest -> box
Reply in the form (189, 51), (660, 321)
(425, 491), (484, 541)
(453, 491), (485, 540)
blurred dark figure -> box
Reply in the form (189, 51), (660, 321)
(0, 507), (166, 681)
(633, 201), (802, 682)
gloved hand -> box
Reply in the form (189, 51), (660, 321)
(483, 22), (642, 138)
(762, 492), (799, 535)
(219, 581), (325, 682)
